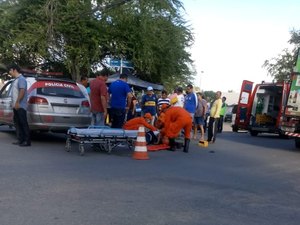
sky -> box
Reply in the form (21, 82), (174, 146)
(183, 0), (300, 92)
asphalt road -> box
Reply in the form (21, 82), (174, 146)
(0, 123), (300, 225)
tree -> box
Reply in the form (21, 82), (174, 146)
(203, 91), (215, 103)
(262, 48), (295, 82)
(0, 0), (194, 87)
(263, 29), (300, 82)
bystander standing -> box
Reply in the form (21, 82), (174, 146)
(90, 69), (109, 126)
(193, 92), (207, 141)
(157, 90), (170, 110)
(127, 92), (138, 121)
(173, 87), (184, 107)
(218, 96), (227, 133)
(8, 64), (31, 147)
(207, 91), (222, 143)
(78, 75), (90, 104)
(184, 84), (198, 119)
(141, 86), (157, 125)
(108, 73), (133, 128)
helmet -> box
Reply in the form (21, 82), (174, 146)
(143, 113), (152, 120)
(170, 96), (178, 105)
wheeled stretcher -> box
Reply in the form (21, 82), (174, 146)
(65, 126), (139, 156)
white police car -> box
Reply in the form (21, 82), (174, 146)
(0, 70), (91, 132)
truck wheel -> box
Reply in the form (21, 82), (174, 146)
(279, 133), (289, 139)
(250, 131), (258, 136)
(232, 125), (238, 132)
(295, 138), (300, 149)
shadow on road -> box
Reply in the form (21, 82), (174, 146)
(218, 129), (298, 153)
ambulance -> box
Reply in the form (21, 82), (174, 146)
(232, 80), (286, 137)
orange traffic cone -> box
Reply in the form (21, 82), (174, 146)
(132, 126), (149, 160)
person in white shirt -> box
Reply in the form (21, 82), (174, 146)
(173, 87), (184, 107)
(77, 76), (90, 105)
(157, 90), (170, 110)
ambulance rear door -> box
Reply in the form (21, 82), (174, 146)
(233, 80), (254, 131)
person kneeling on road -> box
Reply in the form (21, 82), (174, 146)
(161, 105), (192, 153)
(123, 113), (158, 144)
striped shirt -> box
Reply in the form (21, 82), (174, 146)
(157, 97), (170, 107)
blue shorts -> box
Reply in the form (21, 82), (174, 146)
(194, 116), (205, 125)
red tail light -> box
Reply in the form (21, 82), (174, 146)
(28, 96), (48, 105)
(81, 100), (90, 108)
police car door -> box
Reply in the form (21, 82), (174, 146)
(0, 80), (13, 125)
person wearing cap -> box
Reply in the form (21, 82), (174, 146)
(168, 91), (178, 106)
(141, 86), (157, 125)
(123, 113), (158, 144)
(155, 103), (169, 129)
(162, 105), (192, 153)
(123, 113), (157, 131)
(154, 103), (170, 145)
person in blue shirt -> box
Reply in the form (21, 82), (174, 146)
(141, 86), (157, 125)
(108, 73), (133, 128)
(184, 84), (198, 118)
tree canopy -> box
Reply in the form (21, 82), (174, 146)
(0, 0), (195, 89)
(263, 29), (300, 82)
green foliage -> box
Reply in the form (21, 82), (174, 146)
(263, 48), (295, 82)
(0, 0), (194, 86)
(263, 29), (300, 82)
(203, 91), (215, 103)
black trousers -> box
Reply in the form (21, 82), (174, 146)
(13, 108), (30, 144)
(146, 131), (158, 144)
(218, 115), (224, 132)
(110, 108), (126, 128)
(207, 117), (219, 142)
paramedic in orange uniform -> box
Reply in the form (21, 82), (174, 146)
(123, 113), (157, 131)
(155, 104), (168, 145)
(162, 105), (192, 153)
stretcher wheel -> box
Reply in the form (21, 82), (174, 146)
(79, 144), (85, 156)
(65, 139), (71, 152)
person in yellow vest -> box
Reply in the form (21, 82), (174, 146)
(217, 96), (227, 133)
(207, 91), (222, 143)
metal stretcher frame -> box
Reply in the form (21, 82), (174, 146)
(65, 126), (139, 156)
